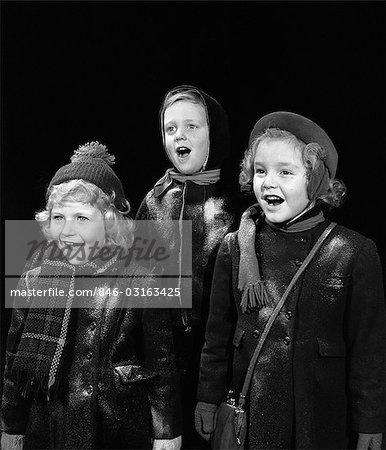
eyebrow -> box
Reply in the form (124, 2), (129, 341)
(254, 161), (301, 168)
(165, 118), (203, 125)
(51, 209), (94, 216)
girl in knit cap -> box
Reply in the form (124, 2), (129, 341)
(1, 142), (181, 450)
(135, 86), (237, 448)
(195, 112), (386, 449)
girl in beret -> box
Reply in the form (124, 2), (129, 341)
(1, 142), (181, 450)
(195, 112), (385, 449)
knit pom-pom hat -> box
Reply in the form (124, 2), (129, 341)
(47, 141), (128, 212)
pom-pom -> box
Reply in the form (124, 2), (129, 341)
(71, 141), (116, 165)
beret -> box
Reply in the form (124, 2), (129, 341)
(249, 111), (338, 178)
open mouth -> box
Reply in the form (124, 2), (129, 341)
(176, 146), (191, 159)
(263, 195), (284, 206)
(59, 241), (84, 248)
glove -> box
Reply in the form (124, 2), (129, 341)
(194, 401), (218, 441)
(1, 433), (24, 450)
(356, 433), (383, 450)
(152, 436), (181, 450)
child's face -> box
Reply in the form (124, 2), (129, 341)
(49, 201), (106, 265)
(163, 100), (209, 174)
(253, 139), (309, 223)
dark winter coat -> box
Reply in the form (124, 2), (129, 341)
(136, 181), (236, 330)
(135, 86), (237, 339)
(1, 260), (181, 449)
(197, 220), (386, 449)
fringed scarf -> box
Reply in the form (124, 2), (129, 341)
(153, 168), (220, 198)
(237, 203), (325, 313)
(11, 248), (118, 398)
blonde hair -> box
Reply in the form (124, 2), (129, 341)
(161, 89), (205, 116)
(36, 179), (135, 249)
(239, 128), (346, 207)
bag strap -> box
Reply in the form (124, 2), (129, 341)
(238, 222), (337, 407)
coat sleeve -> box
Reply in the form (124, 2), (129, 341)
(141, 306), (182, 439)
(135, 194), (151, 220)
(134, 193), (159, 274)
(1, 273), (34, 434)
(344, 238), (386, 433)
(197, 233), (236, 405)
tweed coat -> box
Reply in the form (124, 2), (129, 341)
(1, 258), (181, 449)
(197, 220), (386, 449)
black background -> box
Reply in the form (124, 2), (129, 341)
(1, 0), (385, 393)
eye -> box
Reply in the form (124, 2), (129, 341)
(165, 125), (176, 134)
(254, 168), (265, 175)
(280, 169), (293, 175)
(187, 124), (198, 130)
(77, 216), (90, 222)
(51, 215), (63, 221)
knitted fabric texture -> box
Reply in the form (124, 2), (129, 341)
(48, 141), (128, 212)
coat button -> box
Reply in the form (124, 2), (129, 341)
(86, 385), (93, 395)
(86, 351), (93, 360)
(299, 237), (307, 244)
(286, 311), (292, 319)
(90, 322), (96, 331)
(252, 330), (260, 339)
(284, 336), (291, 345)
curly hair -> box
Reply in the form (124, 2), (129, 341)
(36, 179), (135, 249)
(239, 128), (346, 207)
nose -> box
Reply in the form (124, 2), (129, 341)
(262, 172), (277, 189)
(60, 219), (76, 237)
(174, 127), (186, 141)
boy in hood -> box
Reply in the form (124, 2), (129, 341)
(136, 85), (236, 448)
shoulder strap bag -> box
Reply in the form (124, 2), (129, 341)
(211, 222), (337, 450)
